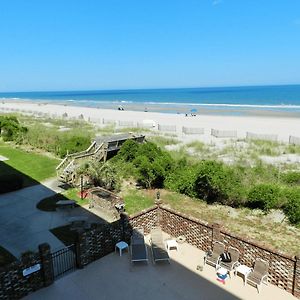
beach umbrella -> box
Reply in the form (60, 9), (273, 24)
(190, 108), (197, 113)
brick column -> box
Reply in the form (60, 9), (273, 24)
(293, 255), (300, 298)
(212, 223), (222, 243)
(75, 229), (87, 269)
(38, 243), (54, 287)
(155, 199), (162, 227)
(120, 212), (131, 243)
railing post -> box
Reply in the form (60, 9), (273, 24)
(212, 223), (222, 244)
(293, 255), (300, 298)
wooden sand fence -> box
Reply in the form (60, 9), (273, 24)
(182, 126), (204, 135)
(118, 120), (135, 127)
(158, 124), (177, 132)
(102, 118), (116, 125)
(211, 129), (237, 138)
(246, 132), (278, 142)
(289, 135), (300, 145)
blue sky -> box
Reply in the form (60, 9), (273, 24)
(0, 0), (300, 91)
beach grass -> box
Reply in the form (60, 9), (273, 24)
(122, 189), (155, 215)
(148, 135), (180, 148)
(129, 188), (300, 256)
(0, 142), (59, 186)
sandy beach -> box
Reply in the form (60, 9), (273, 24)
(1, 100), (300, 144)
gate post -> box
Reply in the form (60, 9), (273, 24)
(39, 243), (54, 287)
(75, 229), (87, 269)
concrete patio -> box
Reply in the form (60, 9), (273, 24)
(0, 179), (104, 258)
(24, 235), (296, 300)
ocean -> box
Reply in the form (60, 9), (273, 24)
(1, 84), (300, 116)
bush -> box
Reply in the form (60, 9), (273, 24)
(281, 171), (300, 185)
(133, 143), (174, 188)
(165, 166), (198, 197)
(0, 174), (23, 193)
(247, 184), (280, 212)
(56, 135), (91, 158)
(0, 116), (27, 142)
(194, 160), (243, 206)
(283, 188), (300, 225)
(115, 140), (140, 162)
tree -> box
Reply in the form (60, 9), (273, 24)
(77, 160), (120, 191)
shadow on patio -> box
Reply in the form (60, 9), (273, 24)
(24, 233), (296, 300)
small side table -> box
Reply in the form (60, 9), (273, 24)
(115, 241), (129, 256)
(166, 240), (178, 253)
(235, 264), (252, 286)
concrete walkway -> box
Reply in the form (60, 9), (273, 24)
(0, 179), (101, 258)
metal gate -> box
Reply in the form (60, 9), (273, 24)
(51, 244), (77, 280)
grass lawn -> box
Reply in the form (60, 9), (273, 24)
(37, 188), (89, 211)
(0, 142), (59, 187)
(121, 189), (155, 215)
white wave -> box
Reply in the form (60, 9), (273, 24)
(141, 102), (300, 109)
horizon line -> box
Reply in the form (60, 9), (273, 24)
(1, 83), (300, 94)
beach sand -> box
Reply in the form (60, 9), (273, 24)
(0, 100), (300, 144)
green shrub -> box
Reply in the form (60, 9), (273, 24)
(56, 135), (91, 158)
(0, 174), (23, 193)
(194, 160), (243, 206)
(0, 115), (27, 142)
(281, 171), (300, 185)
(283, 188), (300, 224)
(247, 184), (280, 212)
(165, 165), (198, 197)
(133, 143), (174, 188)
(115, 140), (140, 162)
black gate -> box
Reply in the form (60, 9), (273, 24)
(51, 244), (77, 280)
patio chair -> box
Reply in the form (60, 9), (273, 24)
(219, 247), (240, 278)
(204, 241), (225, 269)
(246, 258), (269, 293)
(150, 227), (170, 264)
(130, 227), (148, 263)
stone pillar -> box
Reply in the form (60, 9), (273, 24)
(293, 255), (300, 298)
(38, 243), (54, 287)
(75, 229), (87, 269)
(120, 212), (131, 243)
(212, 223), (222, 243)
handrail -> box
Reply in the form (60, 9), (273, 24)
(56, 141), (97, 170)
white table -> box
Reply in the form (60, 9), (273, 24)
(235, 264), (252, 285)
(115, 241), (129, 256)
(166, 240), (178, 253)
